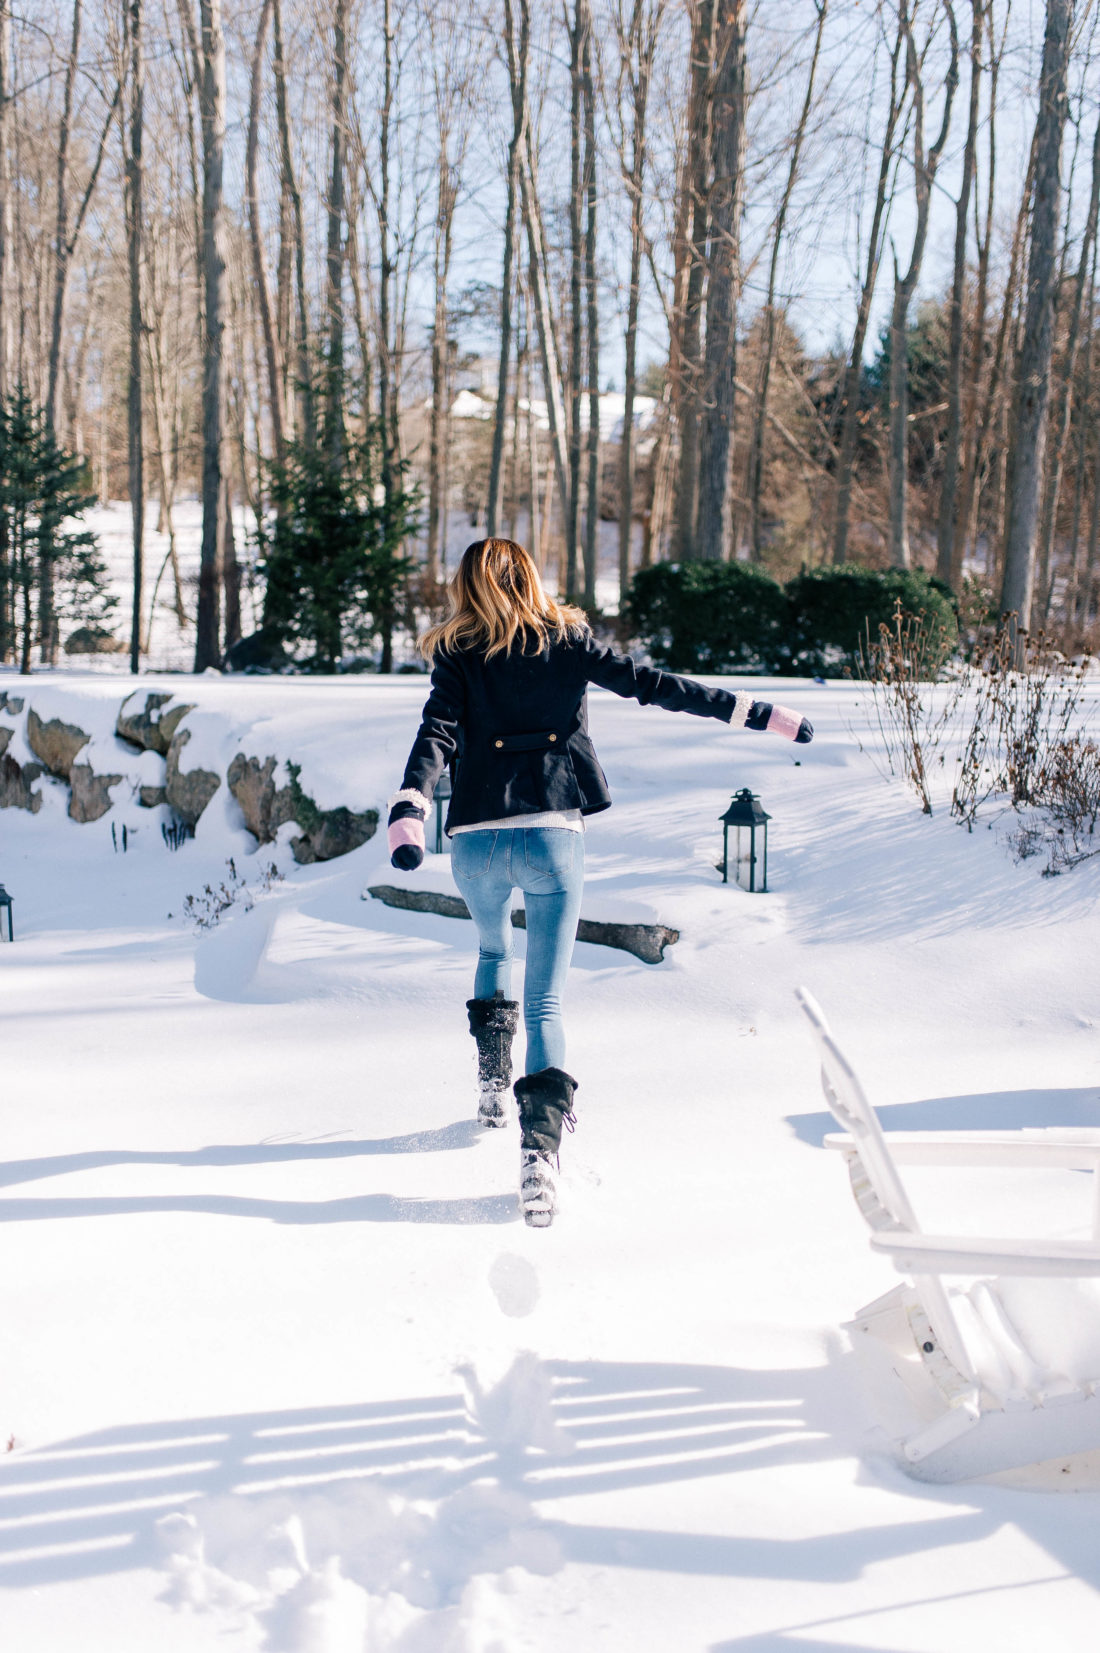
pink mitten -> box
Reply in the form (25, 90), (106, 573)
(732, 693), (814, 744)
(387, 788), (430, 869)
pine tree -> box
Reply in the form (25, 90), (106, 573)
(258, 414), (419, 672)
(0, 386), (115, 672)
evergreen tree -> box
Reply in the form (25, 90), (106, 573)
(0, 387), (115, 672)
(259, 414), (420, 672)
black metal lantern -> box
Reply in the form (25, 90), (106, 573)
(720, 789), (770, 892)
(0, 883), (12, 941)
(433, 772), (453, 854)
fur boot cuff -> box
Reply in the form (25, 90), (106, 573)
(467, 996), (520, 1035)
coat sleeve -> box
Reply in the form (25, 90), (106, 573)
(581, 637), (740, 721)
(398, 650), (466, 802)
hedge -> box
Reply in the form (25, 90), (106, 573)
(624, 561), (788, 674)
(624, 560), (959, 677)
(782, 564), (958, 677)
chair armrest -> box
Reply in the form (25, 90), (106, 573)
(870, 1229), (1100, 1277)
(824, 1129), (1100, 1170)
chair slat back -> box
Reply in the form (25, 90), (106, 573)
(796, 987), (978, 1387)
(797, 987), (919, 1235)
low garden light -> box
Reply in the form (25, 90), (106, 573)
(720, 789), (770, 892)
(0, 883), (12, 941)
(433, 772), (453, 854)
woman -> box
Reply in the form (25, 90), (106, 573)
(388, 538), (812, 1227)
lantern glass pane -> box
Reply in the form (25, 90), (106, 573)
(736, 824), (754, 892)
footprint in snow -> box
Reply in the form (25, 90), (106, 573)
(488, 1252), (540, 1318)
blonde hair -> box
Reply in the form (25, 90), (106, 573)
(419, 538), (589, 662)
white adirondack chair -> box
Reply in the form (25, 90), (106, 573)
(798, 985), (1100, 1483)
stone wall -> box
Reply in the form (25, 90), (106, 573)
(0, 690), (378, 863)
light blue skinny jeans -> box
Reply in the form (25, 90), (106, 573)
(451, 827), (584, 1074)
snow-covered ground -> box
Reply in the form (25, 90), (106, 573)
(80, 498), (630, 676)
(2, 670), (1100, 1651)
(85, 501), (265, 673)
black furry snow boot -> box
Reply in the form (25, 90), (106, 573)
(513, 1067), (578, 1227)
(466, 994), (520, 1127)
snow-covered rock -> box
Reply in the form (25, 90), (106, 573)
(26, 706), (90, 778)
(164, 725), (221, 826)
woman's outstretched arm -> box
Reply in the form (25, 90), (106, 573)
(582, 638), (813, 743)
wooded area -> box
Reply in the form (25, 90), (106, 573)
(3, 0), (1100, 672)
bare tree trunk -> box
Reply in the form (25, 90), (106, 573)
(937, 0), (982, 585)
(222, 477), (241, 646)
(424, 3), (471, 573)
(564, 0), (589, 594)
(145, 274), (190, 645)
(887, 0), (957, 570)
(485, 217), (515, 540)
(46, 0), (80, 441)
(1037, 105), (1100, 616)
(247, 0), (285, 467)
(156, 208), (189, 624)
(519, 127), (571, 561)
(747, 0), (827, 562)
(12, 116), (29, 397)
(66, 301), (90, 454)
(44, 13), (119, 452)
(377, 0), (396, 475)
(346, 172), (373, 405)
(1067, 257), (1096, 618)
(696, 0), (747, 563)
(507, 323), (523, 539)
(671, 0), (715, 559)
(39, 0), (82, 664)
(323, 0), (348, 465)
(616, 0), (662, 605)
(124, 0), (145, 676)
(646, 389), (675, 566)
(440, 335), (453, 573)
(1079, 370), (1100, 622)
(832, 16), (907, 564)
(582, 16), (599, 604)
(525, 324), (541, 565)
(487, 0), (528, 536)
(953, 10), (1003, 587)
(145, 316), (187, 626)
(195, 0), (227, 671)
(960, 124), (1033, 586)
(272, 0), (312, 449)
(1000, 0), (1073, 634)
(172, 0), (206, 484)
(275, 157), (293, 430)
(376, 0), (397, 672)
(427, 159), (457, 573)
(0, 0), (11, 401)
(96, 370), (108, 504)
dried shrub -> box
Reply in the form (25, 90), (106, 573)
(951, 625), (1092, 829)
(173, 858), (284, 931)
(1006, 821), (1046, 862)
(859, 609), (1099, 874)
(857, 601), (962, 815)
(1033, 734), (1100, 872)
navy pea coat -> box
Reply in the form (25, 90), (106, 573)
(399, 631), (740, 834)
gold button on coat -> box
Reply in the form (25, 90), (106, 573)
(549, 733), (557, 742)
(495, 739), (503, 748)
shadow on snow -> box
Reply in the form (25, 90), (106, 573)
(0, 1354), (1012, 1595)
(786, 1085), (1100, 1150)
